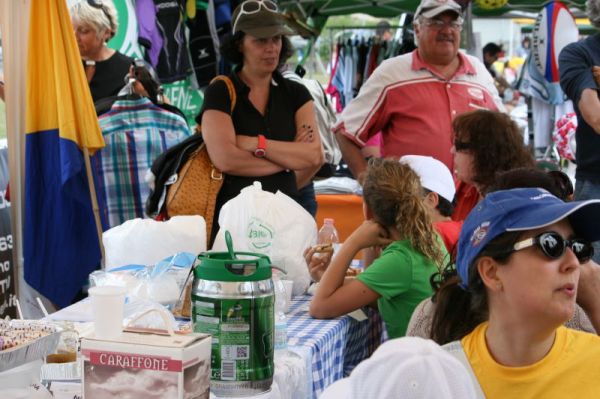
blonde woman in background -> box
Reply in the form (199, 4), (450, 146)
(70, 0), (133, 102)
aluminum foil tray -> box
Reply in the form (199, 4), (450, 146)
(0, 324), (61, 373)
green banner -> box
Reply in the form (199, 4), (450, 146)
(163, 78), (204, 127)
(107, 0), (144, 59)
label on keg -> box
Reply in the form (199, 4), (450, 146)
(192, 295), (274, 386)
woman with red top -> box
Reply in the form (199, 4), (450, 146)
(450, 109), (534, 221)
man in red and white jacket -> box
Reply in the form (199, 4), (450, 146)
(334, 0), (504, 181)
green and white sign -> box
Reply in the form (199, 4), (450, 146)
(108, 0), (144, 59)
(163, 78), (204, 127)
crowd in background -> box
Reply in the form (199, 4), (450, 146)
(14, 0), (600, 397)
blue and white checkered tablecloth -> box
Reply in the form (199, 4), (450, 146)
(287, 294), (385, 398)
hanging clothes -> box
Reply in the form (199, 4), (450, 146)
(342, 42), (358, 107)
(136, 0), (192, 83)
(327, 42), (344, 111)
(187, 0), (234, 86)
(355, 39), (369, 90)
(366, 42), (381, 79)
(136, 0), (163, 67)
(187, 3), (220, 87)
(326, 32), (410, 110)
(93, 97), (191, 229)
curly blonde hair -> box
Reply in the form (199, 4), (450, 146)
(363, 158), (445, 268)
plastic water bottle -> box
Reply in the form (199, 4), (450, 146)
(272, 270), (288, 354)
(316, 218), (340, 255)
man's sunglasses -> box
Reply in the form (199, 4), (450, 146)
(232, 0), (278, 33)
(422, 17), (463, 31)
(87, 0), (114, 31)
(512, 231), (593, 264)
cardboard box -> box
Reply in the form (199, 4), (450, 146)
(81, 331), (211, 399)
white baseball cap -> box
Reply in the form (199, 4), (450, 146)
(415, 0), (463, 19)
(400, 155), (456, 203)
(320, 337), (477, 399)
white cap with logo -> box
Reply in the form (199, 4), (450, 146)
(400, 155), (456, 203)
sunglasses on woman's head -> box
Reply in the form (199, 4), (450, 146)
(233, 0), (279, 33)
(512, 231), (593, 264)
(87, 0), (114, 30)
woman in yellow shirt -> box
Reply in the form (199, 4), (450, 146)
(432, 188), (600, 398)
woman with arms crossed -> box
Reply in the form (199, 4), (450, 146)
(199, 0), (323, 240)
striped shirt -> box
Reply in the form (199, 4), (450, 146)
(94, 97), (191, 228)
(334, 50), (504, 169)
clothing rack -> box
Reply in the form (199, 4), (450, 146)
(326, 25), (404, 30)
(326, 25), (404, 41)
(326, 25), (406, 61)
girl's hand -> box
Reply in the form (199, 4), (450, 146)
(303, 246), (332, 282)
(347, 220), (393, 250)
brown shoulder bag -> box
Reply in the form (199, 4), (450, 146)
(165, 76), (236, 241)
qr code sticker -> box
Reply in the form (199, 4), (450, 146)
(222, 345), (250, 360)
(236, 346), (249, 359)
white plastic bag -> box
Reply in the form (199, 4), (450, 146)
(89, 253), (196, 308)
(212, 182), (316, 296)
(103, 216), (206, 270)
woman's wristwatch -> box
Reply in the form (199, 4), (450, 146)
(254, 134), (267, 158)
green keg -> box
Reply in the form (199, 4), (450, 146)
(192, 232), (274, 397)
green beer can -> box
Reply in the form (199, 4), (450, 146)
(192, 232), (274, 397)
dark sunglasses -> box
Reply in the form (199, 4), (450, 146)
(453, 140), (471, 151)
(87, 0), (114, 31)
(512, 231), (593, 264)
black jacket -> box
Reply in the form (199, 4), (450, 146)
(145, 133), (204, 217)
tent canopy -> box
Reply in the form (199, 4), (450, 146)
(280, 0), (587, 18)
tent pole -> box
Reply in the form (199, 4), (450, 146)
(83, 148), (105, 270)
(463, 2), (476, 56)
(0, 0), (30, 313)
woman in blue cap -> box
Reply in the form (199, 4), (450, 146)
(432, 188), (600, 398)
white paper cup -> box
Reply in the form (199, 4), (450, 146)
(282, 280), (294, 313)
(89, 285), (126, 340)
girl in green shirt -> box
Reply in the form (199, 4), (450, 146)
(309, 158), (446, 338)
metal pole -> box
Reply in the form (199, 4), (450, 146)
(83, 147), (105, 269)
